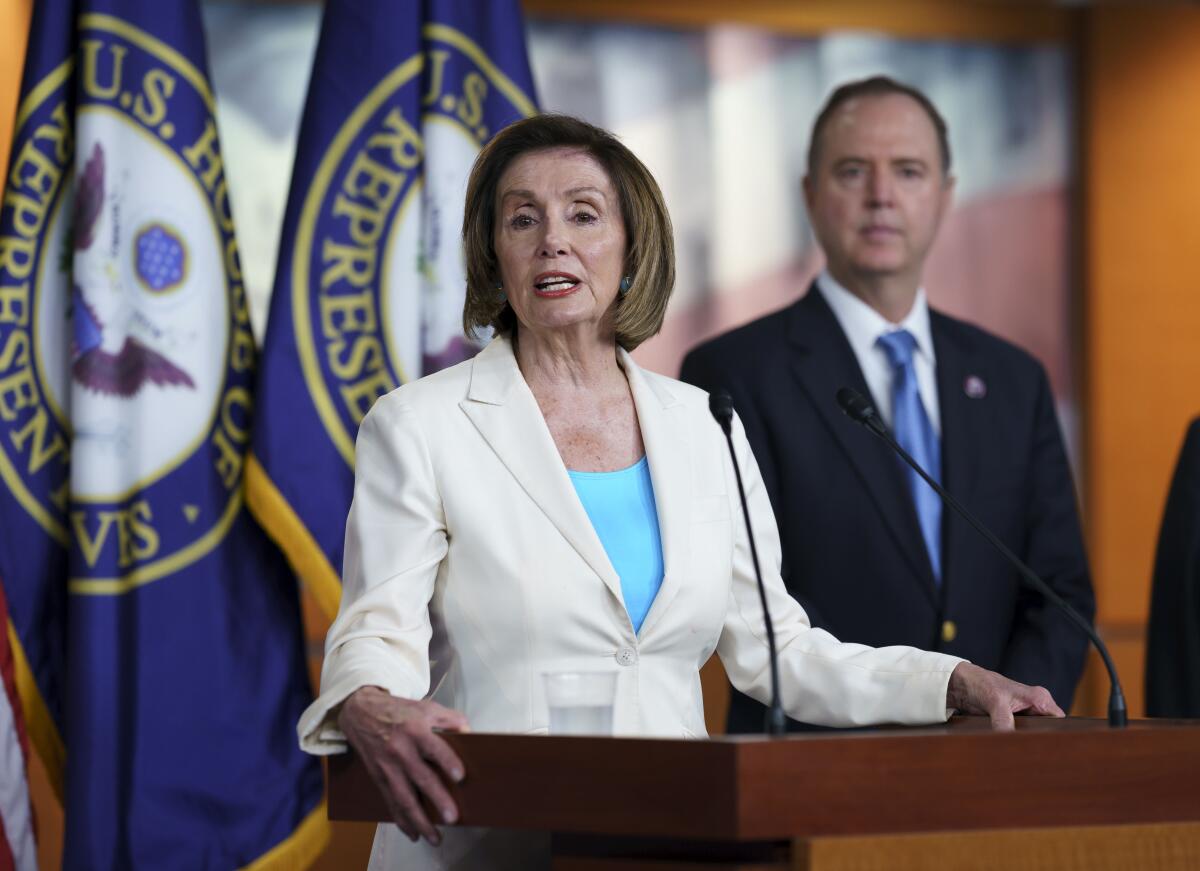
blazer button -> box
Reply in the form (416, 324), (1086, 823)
(616, 647), (637, 666)
(941, 620), (957, 643)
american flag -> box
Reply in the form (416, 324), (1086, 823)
(0, 577), (36, 871)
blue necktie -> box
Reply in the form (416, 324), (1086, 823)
(876, 330), (942, 583)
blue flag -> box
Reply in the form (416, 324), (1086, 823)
(0, 1), (326, 866)
(247, 0), (538, 618)
(246, 0), (537, 619)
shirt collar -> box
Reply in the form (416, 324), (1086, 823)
(815, 270), (936, 365)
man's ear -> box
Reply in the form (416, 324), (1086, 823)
(941, 172), (957, 201)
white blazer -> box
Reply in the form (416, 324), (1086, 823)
(298, 335), (961, 869)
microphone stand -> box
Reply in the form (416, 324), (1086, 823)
(709, 390), (787, 736)
(836, 387), (1126, 728)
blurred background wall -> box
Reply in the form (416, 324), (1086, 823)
(4, 1), (1200, 867)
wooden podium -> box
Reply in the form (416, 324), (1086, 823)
(328, 717), (1200, 869)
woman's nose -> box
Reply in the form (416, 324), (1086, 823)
(538, 217), (568, 256)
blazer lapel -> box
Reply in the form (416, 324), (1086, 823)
(931, 314), (985, 593)
(459, 336), (624, 604)
(621, 351), (690, 639)
(786, 287), (940, 606)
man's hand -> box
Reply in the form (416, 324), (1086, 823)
(947, 662), (1064, 730)
(338, 686), (470, 845)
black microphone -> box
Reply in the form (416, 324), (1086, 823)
(835, 387), (1127, 728)
(709, 389), (787, 736)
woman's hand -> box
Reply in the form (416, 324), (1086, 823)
(338, 686), (470, 845)
(946, 662), (1065, 730)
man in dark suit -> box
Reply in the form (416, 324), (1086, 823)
(681, 76), (1094, 732)
(1146, 417), (1200, 717)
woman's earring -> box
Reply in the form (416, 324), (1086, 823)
(494, 282), (506, 302)
(618, 276), (631, 296)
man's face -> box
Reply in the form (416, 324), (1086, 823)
(804, 93), (953, 292)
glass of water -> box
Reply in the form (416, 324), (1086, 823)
(543, 671), (616, 735)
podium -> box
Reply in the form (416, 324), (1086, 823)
(328, 717), (1200, 869)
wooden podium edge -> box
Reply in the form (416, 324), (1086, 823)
(328, 718), (1200, 843)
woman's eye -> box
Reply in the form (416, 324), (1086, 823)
(510, 214), (535, 228)
(573, 211), (597, 224)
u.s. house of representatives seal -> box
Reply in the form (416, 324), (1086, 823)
(291, 24), (535, 467)
(0, 13), (256, 594)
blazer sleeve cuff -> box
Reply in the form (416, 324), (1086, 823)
(938, 655), (968, 721)
(297, 667), (424, 755)
(898, 651), (967, 725)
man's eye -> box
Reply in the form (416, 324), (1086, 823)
(837, 166), (863, 180)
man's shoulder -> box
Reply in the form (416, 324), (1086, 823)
(682, 299), (800, 370)
(930, 308), (1047, 382)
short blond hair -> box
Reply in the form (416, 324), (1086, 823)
(461, 114), (675, 351)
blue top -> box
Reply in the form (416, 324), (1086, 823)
(568, 456), (664, 633)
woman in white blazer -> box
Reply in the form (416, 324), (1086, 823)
(297, 114), (1062, 870)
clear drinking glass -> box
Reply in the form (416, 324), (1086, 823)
(542, 671), (616, 735)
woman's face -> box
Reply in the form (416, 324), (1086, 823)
(493, 147), (627, 342)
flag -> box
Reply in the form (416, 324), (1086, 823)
(0, 1), (326, 866)
(247, 0), (538, 618)
(1, 578), (37, 871)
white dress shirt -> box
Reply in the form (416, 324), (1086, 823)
(816, 271), (941, 436)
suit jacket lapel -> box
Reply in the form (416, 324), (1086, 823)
(621, 350), (689, 639)
(787, 287), (940, 606)
(931, 314), (984, 593)
(459, 336), (624, 604)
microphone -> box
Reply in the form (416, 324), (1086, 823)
(835, 387), (1127, 728)
(709, 389), (787, 736)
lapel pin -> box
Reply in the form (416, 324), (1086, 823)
(964, 375), (987, 399)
